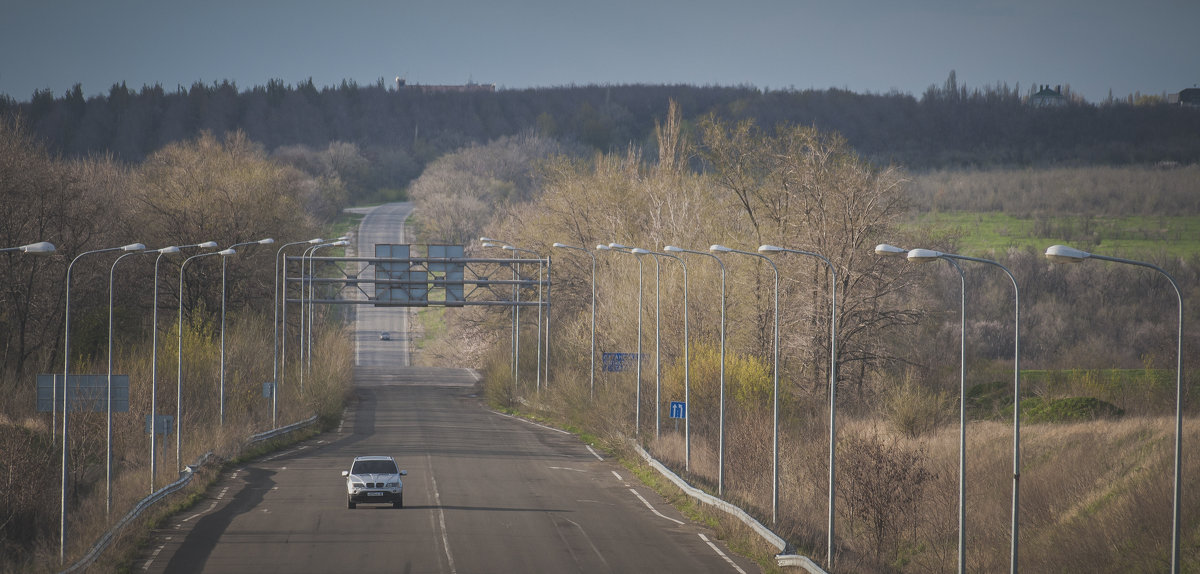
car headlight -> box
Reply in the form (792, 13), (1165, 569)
(386, 482), (399, 488)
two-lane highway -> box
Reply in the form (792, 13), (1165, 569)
(137, 203), (759, 573)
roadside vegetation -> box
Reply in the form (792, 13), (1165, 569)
(408, 101), (1200, 572)
(0, 120), (354, 572)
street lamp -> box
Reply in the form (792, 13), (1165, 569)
(275, 238), (321, 428)
(105, 245), (156, 517)
(714, 244), (782, 526)
(504, 244), (545, 392)
(552, 243), (597, 398)
(875, 243), (965, 573)
(669, 245), (727, 495)
(661, 246), (692, 471)
(606, 243), (645, 437)
(630, 248), (664, 438)
(1, 241), (56, 254)
(177, 248), (236, 472)
(904, 246), (1022, 574)
(59, 241), (143, 563)
(306, 240), (346, 377)
(1046, 244), (1184, 574)
(219, 238), (272, 425)
(482, 240), (520, 390)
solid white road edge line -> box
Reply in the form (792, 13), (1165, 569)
(428, 453), (457, 574)
(628, 488), (684, 526)
(700, 533), (748, 574)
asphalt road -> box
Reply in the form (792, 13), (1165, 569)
(136, 203), (758, 574)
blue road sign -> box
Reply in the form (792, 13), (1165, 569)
(602, 352), (644, 372)
(669, 401), (687, 419)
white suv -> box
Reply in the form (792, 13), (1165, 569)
(342, 455), (407, 509)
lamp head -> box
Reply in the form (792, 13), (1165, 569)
(709, 244), (732, 253)
(218, 248), (236, 256)
(757, 245), (784, 253)
(332, 241), (348, 247)
(19, 241), (56, 254)
(259, 238), (276, 245)
(480, 236), (500, 243)
(481, 242), (500, 248)
(596, 244), (612, 251)
(552, 243), (567, 248)
(308, 238), (324, 244)
(874, 244), (908, 256)
(906, 248), (942, 263)
(608, 242), (630, 250)
(198, 241), (218, 249)
(122, 243), (147, 252)
(1045, 244), (1089, 264)
(501, 245), (516, 251)
(337, 235), (349, 241)
(631, 248), (650, 255)
(663, 245), (682, 253)
(156, 246), (180, 255)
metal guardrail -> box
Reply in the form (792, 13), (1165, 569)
(248, 414), (319, 444)
(62, 415), (319, 573)
(61, 452), (211, 574)
(630, 441), (828, 574)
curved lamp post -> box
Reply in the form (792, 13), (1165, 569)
(1046, 244), (1183, 574)
(875, 243), (965, 573)
(644, 249), (686, 444)
(482, 238), (521, 390)
(275, 238), (322, 427)
(552, 243), (597, 398)
(661, 246), (692, 471)
(761, 244), (840, 553)
(149, 242), (215, 493)
(60, 242), (143, 562)
(631, 248), (663, 438)
(713, 244), (782, 525)
(219, 238), (273, 425)
(306, 240), (346, 377)
(177, 248), (236, 471)
(904, 246), (1022, 574)
(504, 244), (545, 392)
(600, 243), (646, 436)
(105, 246), (157, 517)
(670, 245), (727, 495)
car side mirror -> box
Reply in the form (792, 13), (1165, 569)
(341, 470), (349, 477)
(400, 470), (407, 476)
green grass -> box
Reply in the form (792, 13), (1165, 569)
(903, 212), (1200, 258)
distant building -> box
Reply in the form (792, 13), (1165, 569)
(1030, 84), (1066, 107)
(395, 76), (496, 94)
(1169, 87), (1200, 107)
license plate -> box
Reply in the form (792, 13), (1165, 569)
(367, 492), (384, 496)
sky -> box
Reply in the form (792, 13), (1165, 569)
(1, 0), (1197, 103)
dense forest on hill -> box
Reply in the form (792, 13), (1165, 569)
(3, 76), (1199, 203)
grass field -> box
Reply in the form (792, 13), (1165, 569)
(903, 211), (1200, 258)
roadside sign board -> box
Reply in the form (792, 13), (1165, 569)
(263, 382), (275, 398)
(670, 401), (687, 419)
(36, 374), (129, 412)
(602, 352), (644, 372)
(144, 414), (173, 435)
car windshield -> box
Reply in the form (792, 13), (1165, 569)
(352, 460), (397, 474)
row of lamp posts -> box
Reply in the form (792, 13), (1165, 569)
(549, 238), (1183, 574)
(3, 233), (354, 564)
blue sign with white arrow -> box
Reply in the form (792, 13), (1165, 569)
(669, 401), (686, 419)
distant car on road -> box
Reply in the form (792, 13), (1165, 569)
(380, 331), (391, 341)
(342, 455), (406, 509)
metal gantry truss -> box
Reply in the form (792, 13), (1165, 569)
(283, 254), (550, 307)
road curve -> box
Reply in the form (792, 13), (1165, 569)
(135, 203), (759, 573)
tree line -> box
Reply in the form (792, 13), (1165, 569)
(3, 72), (1199, 205)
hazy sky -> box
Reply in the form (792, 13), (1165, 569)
(2, 0), (1196, 103)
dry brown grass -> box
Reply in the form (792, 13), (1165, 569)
(0, 314), (353, 572)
